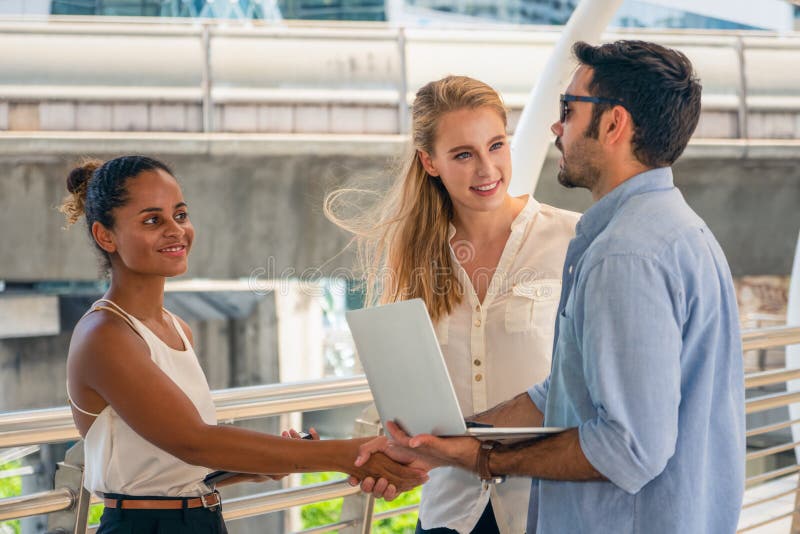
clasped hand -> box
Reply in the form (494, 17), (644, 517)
(348, 421), (480, 501)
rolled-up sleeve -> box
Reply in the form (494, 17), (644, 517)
(528, 376), (550, 414)
(575, 255), (683, 494)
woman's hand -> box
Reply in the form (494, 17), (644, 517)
(345, 436), (430, 501)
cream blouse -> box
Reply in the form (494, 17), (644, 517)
(418, 196), (579, 534)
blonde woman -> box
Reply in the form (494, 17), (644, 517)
(326, 76), (579, 533)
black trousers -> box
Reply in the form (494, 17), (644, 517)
(415, 501), (500, 534)
(96, 494), (227, 534)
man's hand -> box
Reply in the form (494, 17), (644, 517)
(348, 433), (438, 499)
(351, 421), (480, 499)
(347, 449), (429, 501)
(355, 435), (439, 471)
(385, 421), (480, 472)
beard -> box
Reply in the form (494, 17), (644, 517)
(556, 137), (602, 191)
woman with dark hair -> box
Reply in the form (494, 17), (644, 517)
(61, 156), (426, 533)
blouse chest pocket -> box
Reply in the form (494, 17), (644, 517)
(505, 279), (562, 334)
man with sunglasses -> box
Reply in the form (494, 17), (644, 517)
(356, 40), (744, 534)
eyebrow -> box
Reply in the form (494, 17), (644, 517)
(447, 135), (506, 154)
(138, 202), (188, 215)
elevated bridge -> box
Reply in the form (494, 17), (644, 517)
(0, 19), (799, 281)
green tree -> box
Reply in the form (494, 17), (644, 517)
(0, 460), (22, 534)
(300, 472), (420, 533)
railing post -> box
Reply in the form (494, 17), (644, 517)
(788, 229), (800, 533)
(339, 405), (381, 534)
(396, 27), (409, 135)
(201, 22), (214, 133)
(46, 441), (91, 534)
(735, 36), (749, 140)
(790, 491), (800, 534)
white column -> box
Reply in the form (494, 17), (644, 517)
(508, 0), (624, 197)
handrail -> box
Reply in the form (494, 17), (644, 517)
(0, 480), (364, 532)
(745, 390), (800, 414)
(741, 325), (800, 352)
(0, 376), (372, 448)
(745, 367), (800, 389)
(2, 325), (794, 448)
(0, 488), (74, 522)
(221, 480), (359, 522)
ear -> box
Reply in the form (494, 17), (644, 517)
(91, 221), (117, 254)
(601, 105), (632, 147)
(418, 149), (439, 177)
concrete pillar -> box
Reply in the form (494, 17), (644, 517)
(220, 289), (285, 534)
(275, 279), (326, 532)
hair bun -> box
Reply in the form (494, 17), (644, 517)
(61, 158), (102, 226)
(67, 159), (102, 194)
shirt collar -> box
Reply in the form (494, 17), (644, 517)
(447, 195), (540, 240)
(576, 167), (674, 243)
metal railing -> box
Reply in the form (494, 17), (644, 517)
(0, 376), (371, 449)
(1, 19), (799, 136)
(740, 325), (800, 533)
(2, 325), (800, 532)
(0, 375), (382, 532)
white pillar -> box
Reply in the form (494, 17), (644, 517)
(508, 0), (624, 197)
(275, 279), (326, 532)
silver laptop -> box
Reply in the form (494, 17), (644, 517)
(345, 298), (563, 440)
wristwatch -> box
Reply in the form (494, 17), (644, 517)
(476, 440), (505, 484)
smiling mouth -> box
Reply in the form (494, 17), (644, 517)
(470, 180), (501, 192)
(158, 245), (186, 253)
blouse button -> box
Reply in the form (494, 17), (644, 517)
(475, 305), (480, 312)
(474, 319), (482, 327)
(474, 359), (482, 366)
(475, 373), (483, 382)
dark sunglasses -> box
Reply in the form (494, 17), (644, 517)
(560, 93), (626, 123)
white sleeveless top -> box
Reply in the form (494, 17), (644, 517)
(69, 299), (216, 497)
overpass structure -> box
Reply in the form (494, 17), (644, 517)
(3, 17), (799, 411)
(0, 19), (799, 283)
(1, 18), (799, 137)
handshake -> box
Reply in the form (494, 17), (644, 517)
(345, 421), (481, 501)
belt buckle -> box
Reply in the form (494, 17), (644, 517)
(201, 491), (220, 510)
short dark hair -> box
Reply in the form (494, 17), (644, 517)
(61, 155), (174, 272)
(573, 40), (702, 168)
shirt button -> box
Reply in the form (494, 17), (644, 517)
(475, 373), (483, 382)
(474, 359), (482, 366)
(474, 319), (482, 327)
(568, 265), (574, 274)
(475, 305), (480, 312)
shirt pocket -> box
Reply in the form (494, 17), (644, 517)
(434, 315), (449, 346)
(505, 279), (562, 334)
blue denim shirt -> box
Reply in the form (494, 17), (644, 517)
(527, 167), (745, 533)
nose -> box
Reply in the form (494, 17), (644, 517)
(551, 120), (562, 136)
(476, 155), (491, 178)
(164, 217), (185, 239)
